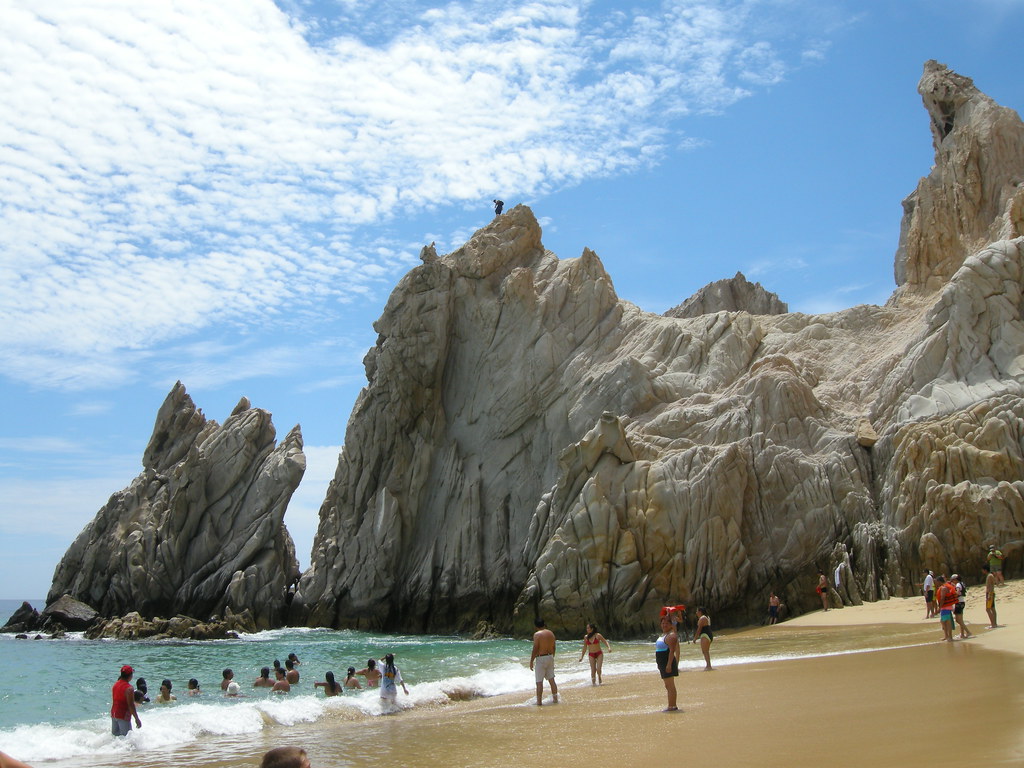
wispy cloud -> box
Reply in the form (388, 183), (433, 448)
(0, 437), (86, 454)
(0, 0), (840, 390)
(67, 401), (115, 417)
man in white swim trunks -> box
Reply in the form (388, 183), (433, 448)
(529, 618), (558, 706)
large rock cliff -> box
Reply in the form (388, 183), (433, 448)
(48, 383), (304, 630)
(292, 61), (1024, 635)
(894, 60), (1024, 295)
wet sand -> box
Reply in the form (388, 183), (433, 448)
(52, 580), (1024, 768)
(309, 579), (1024, 768)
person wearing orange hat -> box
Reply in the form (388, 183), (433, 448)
(111, 664), (142, 736)
(659, 604), (686, 631)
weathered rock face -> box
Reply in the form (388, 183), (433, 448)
(1, 601), (42, 633)
(894, 60), (1024, 296)
(48, 383), (304, 630)
(83, 608), (257, 641)
(294, 62), (1024, 635)
(40, 594), (100, 631)
(664, 271), (788, 318)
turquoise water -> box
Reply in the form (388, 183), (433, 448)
(0, 599), (938, 765)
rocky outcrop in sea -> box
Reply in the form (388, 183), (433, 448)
(291, 61), (1024, 635)
(47, 383), (304, 630)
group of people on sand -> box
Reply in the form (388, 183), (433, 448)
(920, 546), (1006, 641)
(529, 605), (714, 713)
(108, 650), (411, 736)
(529, 618), (615, 707)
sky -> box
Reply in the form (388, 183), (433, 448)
(2, 0), (1023, 601)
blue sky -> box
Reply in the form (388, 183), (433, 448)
(2, 0), (1022, 601)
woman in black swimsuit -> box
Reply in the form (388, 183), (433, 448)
(693, 607), (713, 670)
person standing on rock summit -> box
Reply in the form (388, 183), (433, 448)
(492, 199), (504, 216)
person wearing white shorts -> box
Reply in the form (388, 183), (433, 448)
(529, 618), (558, 705)
(534, 654), (555, 684)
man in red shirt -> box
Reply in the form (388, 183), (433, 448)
(111, 665), (142, 736)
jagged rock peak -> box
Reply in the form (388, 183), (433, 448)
(893, 60), (1024, 298)
(442, 203), (545, 279)
(664, 271), (788, 318)
(48, 383), (305, 630)
(298, 63), (1023, 636)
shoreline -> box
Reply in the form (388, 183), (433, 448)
(13, 580), (1024, 768)
(324, 579), (1024, 768)
(241, 579), (1024, 768)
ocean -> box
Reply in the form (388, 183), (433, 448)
(0, 599), (936, 767)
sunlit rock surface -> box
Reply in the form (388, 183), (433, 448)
(292, 62), (1024, 634)
(48, 383), (304, 630)
(664, 271), (787, 318)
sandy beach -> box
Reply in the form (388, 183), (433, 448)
(23, 580), (1024, 768)
(296, 579), (1024, 768)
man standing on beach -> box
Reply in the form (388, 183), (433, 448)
(110, 664), (141, 736)
(529, 618), (558, 705)
(923, 570), (935, 618)
(983, 565), (998, 628)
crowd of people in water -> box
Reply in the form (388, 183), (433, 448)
(108, 650), (412, 737)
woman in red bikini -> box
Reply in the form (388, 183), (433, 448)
(578, 623), (612, 685)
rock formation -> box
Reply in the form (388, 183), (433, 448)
(664, 272), (788, 318)
(48, 383), (304, 630)
(894, 60), (1024, 295)
(291, 61), (1024, 635)
(84, 608), (257, 641)
(40, 594), (99, 631)
(1, 602), (42, 634)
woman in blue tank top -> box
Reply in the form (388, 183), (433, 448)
(655, 615), (680, 711)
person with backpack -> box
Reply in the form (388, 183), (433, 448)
(950, 574), (972, 639)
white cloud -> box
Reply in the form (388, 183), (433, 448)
(745, 256), (811, 278)
(0, 454), (141, 538)
(0, 0), (835, 391)
(68, 401), (115, 417)
(0, 437), (85, 453)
